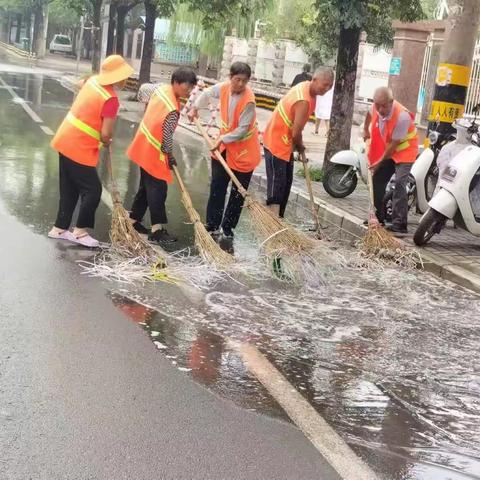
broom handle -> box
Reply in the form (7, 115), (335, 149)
(171, 165), (196, 214)
(194, 118), (249, 198)
(364, 140), (376, 208)
(104, 146), (122, 204)
(367, 167), (375, 207)
(300, 151), (320, 230)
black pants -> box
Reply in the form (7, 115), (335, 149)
(130, 167), (168, 225)
(265, 147), (294, 218)
(206, 155), (253, 231)
(54, 154), (102, 230)
(373, 159), (412, 228)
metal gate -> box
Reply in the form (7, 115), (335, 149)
(465, 40), (480, 117)
(417, 36), (480, 122)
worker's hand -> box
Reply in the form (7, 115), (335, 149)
(369, 161), (380, 174)
(210, 136), (223, 152)
(363, 129), (371, 141)
(102, 137), (112, 147)
(187, 107), (199, 123)
(295, 143), (306, 154)
(168, 156), (177, 170)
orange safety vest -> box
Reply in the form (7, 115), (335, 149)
(368, 101), (419, 166)
(217, 82), (261, 173)
(127, 84), (180, 183)
(51, 76), (116, 167)
(262, 81), (316, 161)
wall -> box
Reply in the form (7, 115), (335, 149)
(283, 41), (309, 85)
(357, 44), (391, 100)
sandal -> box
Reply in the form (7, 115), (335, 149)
(48, 230), (76, 242)
(71, 233), (100, 248)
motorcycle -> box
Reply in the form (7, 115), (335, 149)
(414, 118), (480, 246)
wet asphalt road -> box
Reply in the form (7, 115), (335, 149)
(0, 205), (340, 480)
(1, 55), (480, 480)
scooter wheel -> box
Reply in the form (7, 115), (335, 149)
(414, 208), (446, 246)
(322, 165), (358, 198)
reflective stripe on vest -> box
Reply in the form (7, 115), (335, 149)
(89, 78), (113, 101)
(240, 126), (257, 141)
(294, 84), (305, 101)
(139, 121), (166, 162)
(66, 111), (101, 142)
(396, 129), (418, 152)
(277, 83), (305, 130)
(154, 86), (177, 112)
(278, 101), (293, 129)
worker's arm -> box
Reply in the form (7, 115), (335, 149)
(210, 102), (255, 152)
(101, 117), (116, 147)
(161, 111), (181, 168)
(363, 110), (372, 140)
(188, 84), (220, 122)
(291, 100), (310, 153)
(376, 140), (402, 168)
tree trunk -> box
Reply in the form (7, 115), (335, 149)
(116, 6), (128, 56)
(91, 0), (103, 73)
(32, 3), (46, 58)
(197, 53), (208, 77)
(324, 26), (361, 169)
(106, 2), (116, 56)
(15, 13), (22, 43)
(139, 0), (156, 85)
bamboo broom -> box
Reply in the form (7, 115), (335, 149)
(172, 165), (234, 269)
(362, 164), (404, 257)
(299, 151), (321, 234)
(104, 147), (167, 268)
(194, 119), (316, 256)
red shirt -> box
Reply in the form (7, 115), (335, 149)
(101, 97), (119, 118)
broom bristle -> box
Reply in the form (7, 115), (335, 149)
(246, 200), (316, 253)
(193, 222), (235, 268)
(362, 223), (403, 255)
(181, 195), (234, 269)
(110, 203), (167, 267)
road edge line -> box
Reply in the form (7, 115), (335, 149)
(230, 341), (380, 480)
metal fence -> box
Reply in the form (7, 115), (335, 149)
(465, 40), (480, 117)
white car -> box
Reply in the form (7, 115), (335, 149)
(49, 35), (73, 54)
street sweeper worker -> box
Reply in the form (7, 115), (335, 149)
(363, 86), (418, 235)
(48, 54), (134, 248)
(187, 61), (261, 239)
(127, 67), (198, 244)
(262, 67), (334, 218)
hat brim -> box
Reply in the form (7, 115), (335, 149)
(97, 63), (135, 86)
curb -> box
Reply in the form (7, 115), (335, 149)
(251, 172), (480, 296)
(0, 41), (36, 61)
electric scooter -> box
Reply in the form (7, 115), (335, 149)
(414, 120), (480, 246)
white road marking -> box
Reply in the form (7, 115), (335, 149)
(40, 125), (54, 136)
(0, 75), (44, 123)
(230, 341), (380, 480)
